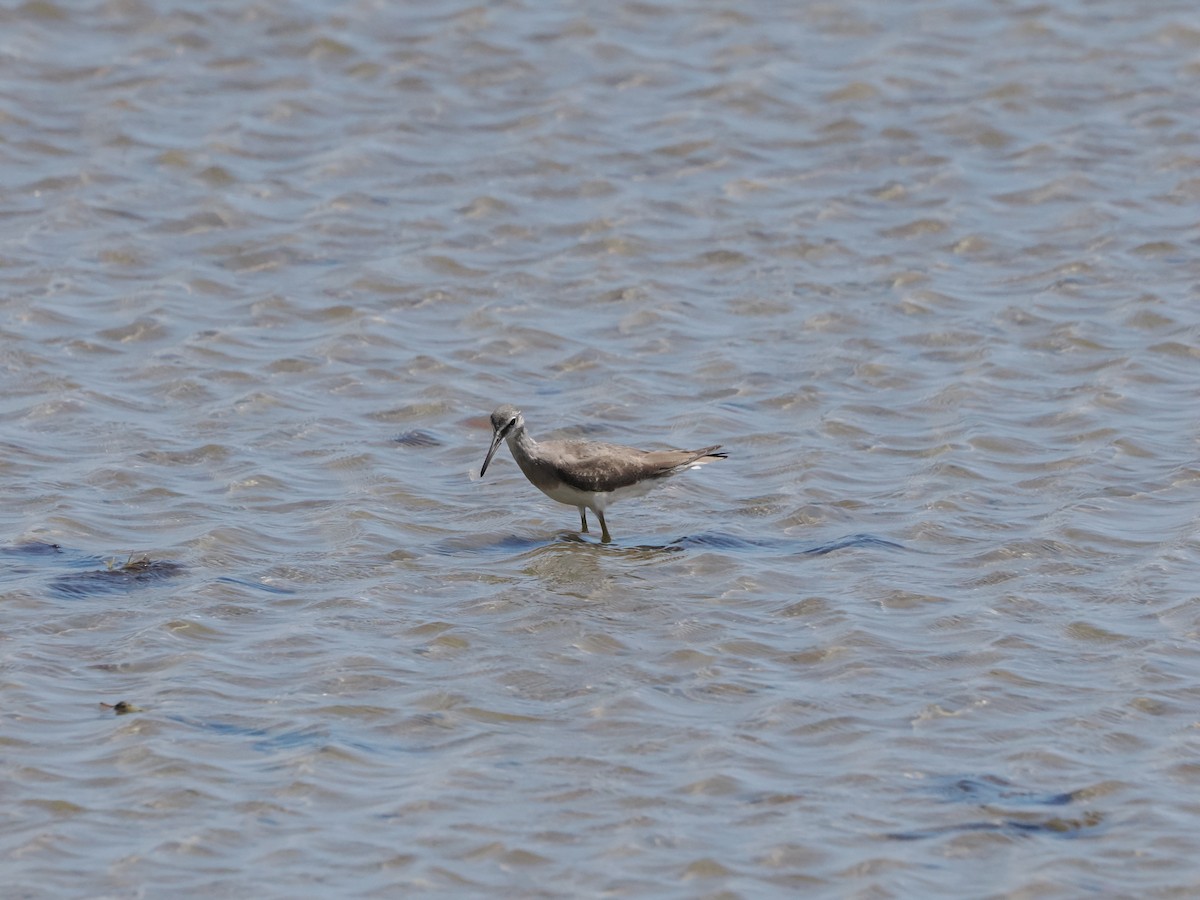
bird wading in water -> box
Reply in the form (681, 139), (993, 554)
(478, 405), (727, 542)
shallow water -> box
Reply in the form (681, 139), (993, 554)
(4, 0), (1200, 896)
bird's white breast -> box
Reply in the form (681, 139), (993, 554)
(541, 477), (657, 512)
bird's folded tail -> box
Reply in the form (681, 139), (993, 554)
(686, 446), (727, 468)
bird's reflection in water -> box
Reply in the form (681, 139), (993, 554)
(557, 531), (907, 556)
(438, 531), (905, 558)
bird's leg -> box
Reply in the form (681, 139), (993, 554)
(596, 509), (611, 543)
(578, 507), (588, 533)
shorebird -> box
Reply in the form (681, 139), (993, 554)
(478, 404), (726, 542)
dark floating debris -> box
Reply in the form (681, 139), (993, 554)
(940, 775), (1078, 807)
(1, 541), (63, 556)
(888, 774), (1103, 840)
(49, 554), (186, 599)
(0, 541), (66, 582)
(100, 700), (143, 715)
(393, 430), (441, 448)
(6, 539), (275, 605)
(104, 554), (184, 577)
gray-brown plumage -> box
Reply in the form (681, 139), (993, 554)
(479, 404), (726, 542)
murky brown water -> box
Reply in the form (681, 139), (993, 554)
(4, 0), (1200, 896)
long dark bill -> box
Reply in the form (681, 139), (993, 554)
(479, 429), (505, 477)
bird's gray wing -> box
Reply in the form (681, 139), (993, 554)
(546, 441), (723, 493)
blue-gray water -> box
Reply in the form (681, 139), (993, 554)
(3, 1), (1200, 896)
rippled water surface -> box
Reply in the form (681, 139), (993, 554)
(4, 0), (1200, 896)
